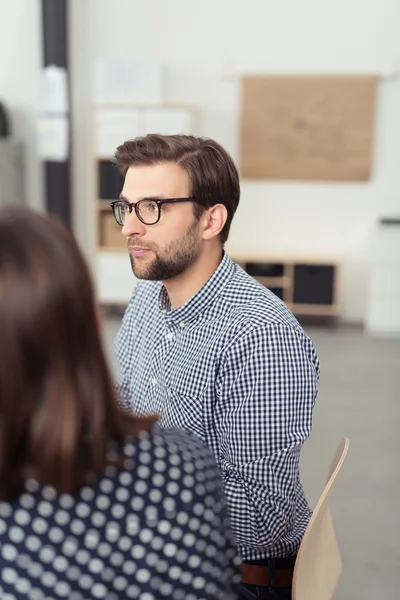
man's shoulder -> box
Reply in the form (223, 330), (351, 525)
(222, 261), (302, 331)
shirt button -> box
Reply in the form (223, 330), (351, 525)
(179, 322), (185, 329)
(166, 332), (174, 340)
(151, 377), (157, 386)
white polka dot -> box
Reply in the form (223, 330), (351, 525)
(163, 543), (177, 558)
(119, 471), (133, 486)
(62, 537), (78, 556)
(100, 479), (113, 494)
(30, 589), (45, 600)
(116, 487), (129, 502)
(79, 574), (93, 589)
(53, 556), (68, 572)
(122, 560), (136, 575)
(157, 520), (171, 535)
(149, 489), (162, 503)
(206, 544), (217, 557)
(131, 495), (145, 511)
(169, 467), (181, 480)
(76, 502), (90, 518)
(59, 494), (74, 509)
(66, 566), (81, 581)
(42, 486), (57, 500)
(106, 522), (120, 542)
(92, 511), (106, 527)
(37, 501), (53, 517)
(2, 544), (17, 561)
(140, 594), (155, 600)
(16, 553), (30, 569)
(188, 554), (201, 568)
(176, 512), (189, 526)
(80, 486), (95, 502)
(98, 542), (112, 557)
(110, 552), (124, 567)
(196, 539), (207, 552)
(92, 583), (107, 598)
(15, 577), (31, 594)
(55, 509), (70, 526)
(163, 497), (176, 513)
(55, 582), (70, 597)
(131, 544), (146, 560)
(27, 562), (44, 578)
(25, 535), (40, 553)
(10, 524), (25, 542)
(70, 593), (84, 600)
(124, 443), (136, 457)
(3, 567), (17, 584)
(111, 503), (125, 519)
(49, 526), (64, 544)
(145, 552), (158, 567)
(169, 453), (181, 466)
(134, 480), (147, 494)
(154, 445), (166, 459)
(159, 582), (173, 596)
(85, 529), (100, 549)
(176, 549), (188, 564)
(76, 549), (90, 565)
(139, 528), (153, 544)
(0, 503), (12, 518)
(138, 465), (150, 479)
(41, 571), (57, 587)
(170, 527), (183, 541)
(25, 479), (39, 493)
(180, 490), (193, 503)
(193, 576), (206, 590)
(126, 584), (140, 598)
(40, 546), (56, 563)
(15, 508), (30, 526)
(71, 518), (85, 535)
(180, 571), (193, 585)
(136, 568), (151, 583)
(189, 517), (201, 531)
(88, 558), (103, 574)
(166, 481), (179, 495)
(114, 576), (128, 591)
(150, 536), (164, 551)
(154, 460), (166, 472)
(118, 536), (132, 551)
(145, 506), (158, 523)
(96, 495), (110, 510)
(101, 567), (115, 583)
(168, 566), (182, 580)
(105, 594), (118, 600)
(126, 514), (140, 535)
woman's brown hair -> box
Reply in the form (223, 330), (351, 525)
(0, 206), (156, 501)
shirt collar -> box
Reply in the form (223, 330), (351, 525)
(158, 251), (235, 326)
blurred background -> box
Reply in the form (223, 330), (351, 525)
(1, 1), (399, 598)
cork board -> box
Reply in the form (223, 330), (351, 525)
(240, 75), (378, 181)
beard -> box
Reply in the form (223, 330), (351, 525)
(129, 220), (201, 281)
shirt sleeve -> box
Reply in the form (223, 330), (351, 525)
(215, 322), (319, 551)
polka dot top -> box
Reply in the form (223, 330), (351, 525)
(0, 428), (241, 599)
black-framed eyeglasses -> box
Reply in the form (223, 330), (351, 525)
(110, 197), (196, 226)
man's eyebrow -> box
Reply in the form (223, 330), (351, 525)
(118, 194), (167, 202)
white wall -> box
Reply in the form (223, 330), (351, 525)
(0, 0), (43, 209)
(73, 0), (400, 322)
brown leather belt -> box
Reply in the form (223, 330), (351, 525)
(241, 563), (294, 588)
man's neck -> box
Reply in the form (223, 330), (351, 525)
(162, 246), (224, 311)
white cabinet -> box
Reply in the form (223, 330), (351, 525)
(365, 221), (400, 337)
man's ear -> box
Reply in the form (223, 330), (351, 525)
(201, 204), (228, 240)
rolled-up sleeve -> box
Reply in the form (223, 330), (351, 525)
(215, 322), (319, 550)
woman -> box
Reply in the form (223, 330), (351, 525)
(0, 206), (241, 600)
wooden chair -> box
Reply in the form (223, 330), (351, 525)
(292, 437), (350, 600)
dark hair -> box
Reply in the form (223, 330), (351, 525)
(0, 206), (156, 501)
(114, 134), (240, 245)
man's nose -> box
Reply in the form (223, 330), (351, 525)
(121, 209), (146, 238)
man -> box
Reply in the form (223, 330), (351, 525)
(112, 134), (320, 599)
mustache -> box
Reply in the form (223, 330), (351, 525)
(127, 238), (154, 251)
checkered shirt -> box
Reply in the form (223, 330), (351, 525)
(115, 252), (320, 561)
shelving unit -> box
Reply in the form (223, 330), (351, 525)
(233, 255), (341, 318)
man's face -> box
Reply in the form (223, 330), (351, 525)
(120, 163), (202, 281)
